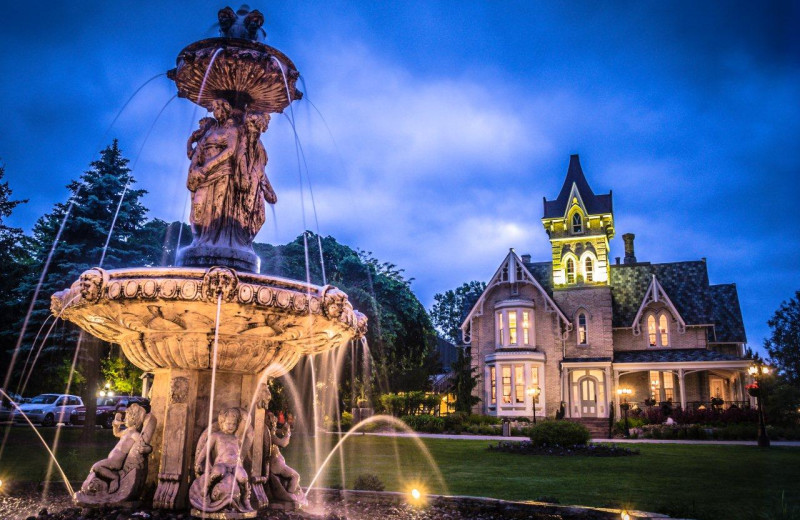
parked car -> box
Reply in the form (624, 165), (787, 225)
(12, 394), (83, 426)
(70, 395), (151, 429)
(0, 389), (25, 422)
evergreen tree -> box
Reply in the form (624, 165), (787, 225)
(9, 140), (154, 397)
(764, 290), (800, 385)
(451, 347), (481, 413)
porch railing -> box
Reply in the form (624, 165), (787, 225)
(631, 400), (751, 411)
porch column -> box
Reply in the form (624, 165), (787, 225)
(604, 366), (611, 418)
(678, 369), (686, 410)
(613, 370), (621, 418)
(562, 369), (570, 418)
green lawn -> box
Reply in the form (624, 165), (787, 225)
(1, 426), (798, 520)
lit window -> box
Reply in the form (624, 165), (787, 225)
(498, 312), (505, 346)
(572, 213), (582, 233)
(566, 258), (575, 284)
(663, 372), (674, 401)
(531, 366), (539, 386)
(578, 313), (588, 345)
(649, 370), (660, 399)
(522, 311), (530, 345)
(659, 314), (669, 346)
(646, 312), (671, 347)
(584, 257), (593, 282)
(490, 366), (496, 404)
(514, 365), (525, 404)
(648, 315), (657, 346)
(508, 311), (518, 345)
(502, 366), (512, 404)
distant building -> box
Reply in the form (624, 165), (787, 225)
(461, 155), (750, 426)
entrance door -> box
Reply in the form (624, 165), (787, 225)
(579, 376), (598, 417)
(709, 377), (724, 400)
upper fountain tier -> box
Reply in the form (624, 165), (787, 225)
(167, 6), (302, 113)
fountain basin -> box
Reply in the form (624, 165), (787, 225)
(167, 38), (303, 113)
(52, 266), (366, 377)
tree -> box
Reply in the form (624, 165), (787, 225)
(9, 141), (157, 436)
(764, 290), (800, 385)
(429, 281), (486, 344)
(451, 347), (480, 413)
(256, 233), (438, 398)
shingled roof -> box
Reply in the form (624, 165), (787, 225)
(614, 349), (744, 363)
(609, 261), (714, 328)
(543, 155), (613, 219)
(709, 284), (747, 344)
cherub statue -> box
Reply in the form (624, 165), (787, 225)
(266, 413), (305, 505)
(189, 407), (255, 515)
(75, 403), (156, 506)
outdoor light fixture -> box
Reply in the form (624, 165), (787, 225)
(104, 382), (111, 389)
(411, 488), (421, 500)
(98, 390), (106, 397)
(620, 511), (631, 520)
(526, 386), (541, 424)
(748, 360), (771, 447)
(617, 387), (632, 437)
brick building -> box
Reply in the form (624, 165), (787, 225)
(461, 155), (751, 423)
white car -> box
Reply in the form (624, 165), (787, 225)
(12, 394), (83, 427)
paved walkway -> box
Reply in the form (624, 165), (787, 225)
(361, 431), (800, 446)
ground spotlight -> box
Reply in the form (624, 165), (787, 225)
(620, 510), (631, 520)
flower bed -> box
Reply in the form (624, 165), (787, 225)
(489, 440), (639, 457)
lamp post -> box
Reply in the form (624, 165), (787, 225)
(527, 386), (541, 424)
(748, 361), (771, 448)
(617, 387), (632, 438)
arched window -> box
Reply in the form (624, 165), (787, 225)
(572, 213), (583, 233)
(578, 313), (588, 345)
(566, 258), (576, 284)
(647, 314), (657, 346)
(584, 256), (594, 282)
(646, 311), (671, 347)
(659, 313), (669, 346)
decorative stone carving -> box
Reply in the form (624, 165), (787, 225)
(265, 414), (305, 507)
(321, 286), (347, 319)
(203, 266), (240, 302)
(75, 404), (156, 506)
(218, 5), (265, 41)
(79, 267), (107, 303)
(190, 407), (255, 517)
(169, 377), (189, 404)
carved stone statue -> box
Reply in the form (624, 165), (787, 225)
(238, 112), (276, 242)
(189, 407), (255, 515)
(218, 5), (266, 41)
(75, 403), (156, 506)
(265, 414), (305, 506)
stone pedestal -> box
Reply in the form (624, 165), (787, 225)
(177, 244), (261, 274)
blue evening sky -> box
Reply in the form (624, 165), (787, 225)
(2, 1), (798, 352)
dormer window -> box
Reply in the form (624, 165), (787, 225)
(647, 311), (671, 347)
(566, 258), (575, 284)
(578, 312), (588, 345)
(572, 213), (583, 233)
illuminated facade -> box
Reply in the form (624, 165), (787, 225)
(462, 155), (751, 425)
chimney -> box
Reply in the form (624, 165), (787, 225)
(623, 233), (637, 264)
(521, 254), (531, 264)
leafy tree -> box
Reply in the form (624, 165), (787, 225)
(451, 348), (481, 413)
(256, 233), (438, 398)
(429, 281), (486, 344)
(764, 290), (800, 385)
(101, 351), (143, 395)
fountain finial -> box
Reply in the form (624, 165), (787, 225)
(218, 5), (266, 41)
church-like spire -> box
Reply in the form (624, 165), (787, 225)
(543, 154), (613, 219)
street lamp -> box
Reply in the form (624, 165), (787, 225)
(617, 387), (632, 438)
(748, 361), (771, 448)
(527, 386), (541, 424)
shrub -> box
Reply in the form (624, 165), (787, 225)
(401, 414), (445, 433)
(340, 411), (353, 431)
(529, 420), (590, 447)
(613, 417), (646, 435)
(353, 473), (385, 491)
(443, 411), (467, 433)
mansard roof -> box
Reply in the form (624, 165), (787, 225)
(521, 258), (747, 344)
(543, 154), (613, 219)
(709, 284), (747, 344)
(614, 348), (743, 363)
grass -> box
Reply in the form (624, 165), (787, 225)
(1, 425), (798, 520)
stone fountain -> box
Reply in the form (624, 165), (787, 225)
(51, 6), (366, 518)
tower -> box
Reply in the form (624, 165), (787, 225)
(542, 155), (614, 285)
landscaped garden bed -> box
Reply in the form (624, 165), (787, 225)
(489, 440), (639, 457)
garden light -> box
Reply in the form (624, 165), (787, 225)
(620, 511), (630, 520)
(411, 488), (421, 500)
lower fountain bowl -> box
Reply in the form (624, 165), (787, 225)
(52, 266), (366, 377)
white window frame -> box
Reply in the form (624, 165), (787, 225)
(495, 302), (535, 348)
(577, 312), (588, 345)
(645, 310), (671, 347)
